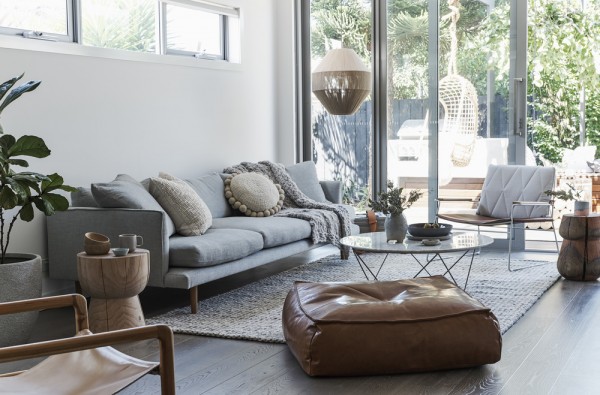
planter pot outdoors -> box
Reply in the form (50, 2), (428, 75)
(385, 213), (408, 242)
(0, 254), (42, 347)
(574, 200), (590, 216)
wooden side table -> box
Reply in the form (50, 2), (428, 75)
(77, 249), (150, 333)
(557, 214), (600, 281)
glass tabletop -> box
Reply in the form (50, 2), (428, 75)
(340, 232), (493, 254)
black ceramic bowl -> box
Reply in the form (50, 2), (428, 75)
(408, 223), (453, 238)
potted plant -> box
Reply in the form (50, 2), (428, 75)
(545, 183), (589, 216)
(368, 180), (424, 242)
(0, 73), (75, 346)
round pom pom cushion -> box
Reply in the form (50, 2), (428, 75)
(224, 173), (284, 217)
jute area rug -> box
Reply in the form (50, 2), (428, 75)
(147, 253), (559, 343)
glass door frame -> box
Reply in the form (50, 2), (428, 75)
(297, 0), (528, 229)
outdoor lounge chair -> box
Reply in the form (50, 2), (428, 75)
(437, 164), (559, 271)
(0, 294), (175, 394)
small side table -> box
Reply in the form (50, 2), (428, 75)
(557, 214), (600, 281)
(77, 249), (150, 333)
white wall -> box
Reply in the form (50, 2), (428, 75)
(0, 0), (297, 258)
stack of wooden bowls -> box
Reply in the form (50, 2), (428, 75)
(84, 232), (111, 255)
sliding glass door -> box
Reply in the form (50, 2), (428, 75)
(303, 1), (527, 222)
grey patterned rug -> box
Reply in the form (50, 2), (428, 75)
(147, 253), (560, 343)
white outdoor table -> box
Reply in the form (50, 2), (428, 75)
(340, 232), (494, 289)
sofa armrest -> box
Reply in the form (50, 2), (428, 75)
(47, 208), (170, 288)
(319, 180), (343, 204)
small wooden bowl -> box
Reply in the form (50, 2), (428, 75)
(84, 232), (110, 245)
(84, 232), (110, 255)
(84, 243), (111, 255)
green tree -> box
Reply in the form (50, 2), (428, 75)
(82, 0), (155, 52)
(481, 0), (600, 163)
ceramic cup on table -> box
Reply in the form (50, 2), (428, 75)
(119, 234), (143, 253)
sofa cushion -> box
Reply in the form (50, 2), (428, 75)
(224, 173), (284, 217)
(185, 173), (232, 218)
(71, 187), (99, 207)
(92, 174), (155, 209)
(149, 173), (212, 236)
(211, 217), (312, 248)
(91, 174), (176, 235)
(286, 161), (328, 203)
(169, 228), (264, 267)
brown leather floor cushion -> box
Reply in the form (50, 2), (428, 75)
(282, 276), (502, 376)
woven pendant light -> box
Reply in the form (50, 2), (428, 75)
(312, 48), (371, 115)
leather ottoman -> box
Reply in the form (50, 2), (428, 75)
(282, 276), (501, 376)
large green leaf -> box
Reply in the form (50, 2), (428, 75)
(0, 186), (18, 209)
(0, 80), (41, 115)
(19, 202), (34, 222)
(42, 193), (70, 213)
(0, 74), (23, 104)
(6, 178), (31, 201)
(7, 136), (51, 159)
(41, 173), (76, 193)
(7, 159), (30, 168)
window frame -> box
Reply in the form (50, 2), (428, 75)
(0, 0), (76, 43)
(0, 0), (240, 63)
(159, 1), (228, 60)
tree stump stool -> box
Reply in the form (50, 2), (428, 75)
(77, 249), (150, 333)
(557, 214), (600, 281)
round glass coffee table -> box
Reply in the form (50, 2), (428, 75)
(340, 232), (493, 289)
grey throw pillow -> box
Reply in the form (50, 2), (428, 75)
(92, 174), (161, 209)
(71, 187), (99, 207)
(286, 161), (328, 202)
(186, 173), (232, 218)
(91, 174), (176, 236)
(149, 173), (212, 236)
(224, 173), (284, 217)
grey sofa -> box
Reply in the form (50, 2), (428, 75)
(47, 161), (358, 313)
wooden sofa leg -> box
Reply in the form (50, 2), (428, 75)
(190, 286), (198, 314)
(340, 247), (350, 260)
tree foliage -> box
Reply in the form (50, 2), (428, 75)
(481, 0), (600, 162)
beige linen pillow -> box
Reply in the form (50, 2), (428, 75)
(149, 172), (212, 236)
(224, 173), (284, 217)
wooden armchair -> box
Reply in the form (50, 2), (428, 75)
(0, 294), (175, 394)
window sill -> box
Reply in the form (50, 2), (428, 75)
(0, 35), (242, 72)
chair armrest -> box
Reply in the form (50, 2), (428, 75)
(0, 294), (89, 333)
(47, 208), (170, 287)
(437, 197), (479, 202)
(320, 180), (342, 204)
(511, 201), (554, 220)
(0, 325), (175, 394)
(512, 201), (552, 206)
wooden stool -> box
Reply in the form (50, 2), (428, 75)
(557, 214), (600, 281)
(77, 249), (150, 333)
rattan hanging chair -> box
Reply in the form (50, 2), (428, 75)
(439, 0), (479, 167)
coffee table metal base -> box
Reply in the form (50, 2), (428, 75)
(341, 232), (493, 290)
(352, 248), (477, 289)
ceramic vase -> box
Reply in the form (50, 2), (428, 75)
(385, 213), (408, 242)
(574, 200), (590, 216)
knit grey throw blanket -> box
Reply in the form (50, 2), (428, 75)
(223, 161), (352, 247)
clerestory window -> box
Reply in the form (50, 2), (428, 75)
(0, 0), (241, 63)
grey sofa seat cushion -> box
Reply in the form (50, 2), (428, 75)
(169, 228), (264, 268)
(91, 174), (176, 236)
(211, 216), (312, 248)
(186, 173), (233, 218)
(286, 161), (329, 203)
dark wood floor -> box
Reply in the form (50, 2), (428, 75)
(2, 246), (600, 394)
